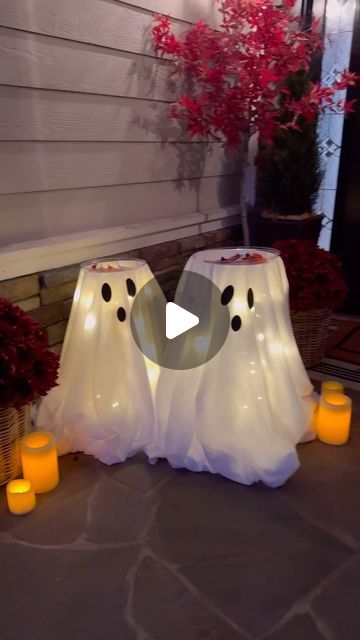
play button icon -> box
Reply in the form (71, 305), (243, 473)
(166, 302), (199, 340)
(130, 271), (230, 369)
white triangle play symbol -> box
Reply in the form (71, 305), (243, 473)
(166, 302), (199, 340)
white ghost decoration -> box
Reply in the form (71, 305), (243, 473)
(149, 248), (315, 488)
(37, 259), (163, 464)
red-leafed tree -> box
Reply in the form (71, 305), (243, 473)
(152, 0), (357, 242)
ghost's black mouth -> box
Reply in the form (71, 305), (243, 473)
(117, 307), (126, 322)
(231, 315), (242, 331)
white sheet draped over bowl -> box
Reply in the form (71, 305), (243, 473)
(37, 260), (163, 464)
(149, 248), (314, 487)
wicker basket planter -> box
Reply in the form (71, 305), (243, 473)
(291, 308), (331, 369)
(0, 405), (31, 486)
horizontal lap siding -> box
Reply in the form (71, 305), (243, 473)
(0, 0), (220, 38)
(0, 142), (240, 194)
(0, 28), (176, 101)
(0, 87), (184, 142)
(115, 0), (222, 26)
(0, 0), (239, 246)
(0, 0), (186, 56)
(0, 181), (197, 243)
(0, 176), (240, 244)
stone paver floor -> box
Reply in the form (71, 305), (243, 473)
(0, 387), (359, 640)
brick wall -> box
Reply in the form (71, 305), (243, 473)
(0, 226), (241, 354)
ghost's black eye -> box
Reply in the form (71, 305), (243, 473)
(101, 283), (112, 302)
(126, 278), (136, 297)
(117, 307), (126, 322)
(247, 288), (254, 309)
(221, 285), (234, 306)
(231, 315), (242, 332)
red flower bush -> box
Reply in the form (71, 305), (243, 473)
(152, 0), (357, 147)
(274, 240), (348, 312)
(0, 298), (59, 410)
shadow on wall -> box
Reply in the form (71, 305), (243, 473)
(126, 19), (179, 103)
(217, 157), (241, 209)
(125, 25), (243, 215)
(130, 101), (184, 143)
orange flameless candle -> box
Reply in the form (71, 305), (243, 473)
(317, 393), (352, 446)
(6, 479), (36, 515)
(321, 380), (344, 397)
(21, 432), (59, 493)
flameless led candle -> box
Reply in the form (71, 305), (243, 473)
(317, 393), (352, 445)
(6, 479), (36, 515)
(321, 380), (344, 397)
(21, 432), (59, 493)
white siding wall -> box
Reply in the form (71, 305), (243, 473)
(0, 0), (240, 253)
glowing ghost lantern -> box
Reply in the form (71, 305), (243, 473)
(151, 248), (315, 487)
(37, 259), (164, 464)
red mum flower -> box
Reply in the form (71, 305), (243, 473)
(0, 298), (60, 410)
(273, 240), (348, 312)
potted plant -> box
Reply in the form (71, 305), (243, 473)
(255, 71), (323, 244)
(152, 0), (357, 244)
(273, 240), (348, 367)
(0, 298), (59, 485)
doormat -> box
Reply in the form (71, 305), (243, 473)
(307, 315), (360, 391)
(325, 320), (360, 366)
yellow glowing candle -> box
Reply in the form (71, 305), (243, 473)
(321, 380), (344, 397)
(6, 479), (36, 515)
(21, 432), (59, 493)
(317, 393), (352, 445)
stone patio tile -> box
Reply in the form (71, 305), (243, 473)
(0, 454), (101, 545)
(0, 543), (136, 640)
(267, 614), (324, 640)
(297, 420), (360, 476)
(282, 414), (360, 544)
(109, 453), (173, 492)
(284, 458), (360, 543)
(133, 555), (245, 640)
(85, 476), (154, 544)
(0, 495), (23, 534)
(59, 452), (104, 479)
(312, 556), (360, 639)
(149, 472), (353, 636)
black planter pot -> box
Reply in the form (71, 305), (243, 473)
(250, 211), (323, 246)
